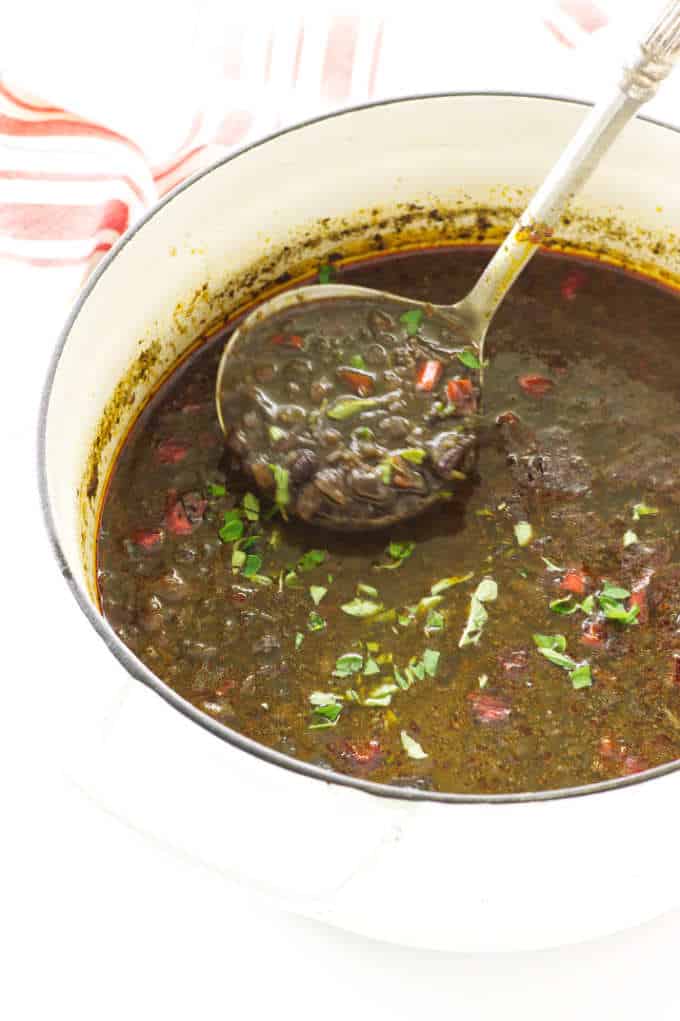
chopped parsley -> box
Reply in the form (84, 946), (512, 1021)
(431, 572), (474, 596)
(399, 307), (424, 335)
(632, 502), (659, 521)
(349, 353), (366, 369)
(457, 349), (481, 370)
(218, 509), (244, 543)
(398, 448), (426, 465)
(268, 463), (290, 512)
(327, 396), (379, 420)
(514, 521), (533, 547)
(310, 585), (328, 606)
(207, 482), (226, 497)
(364, 656), (380, 676)
(319, 263), (334, 284)
(242, 553), (262, 578)
(532, 634), (592, 689)
(295, 632), (304, 650)
(425, 608), (444, 633)
(459, 577), (498, 647)
(357, 582), (379, 598)
(333, 653), (363, 677)
(268, 425), (285, 443)
(549, 595), (579, 615)
(298, 549), (327, 572)
(376, 540), (415, 570)
(422, 649), (440, 677)
(400, 731), (428, 759)
(242, 492), (260, 521)
(307, 610), (326, 632)
(341, 597), (383, 618)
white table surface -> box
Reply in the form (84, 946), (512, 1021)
(5, 7), (680, 1014)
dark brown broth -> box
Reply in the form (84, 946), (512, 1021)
(98, 246), (680, 794)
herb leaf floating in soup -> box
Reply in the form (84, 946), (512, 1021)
(216, 293), (480, 529)
(99, 246), (680, 794)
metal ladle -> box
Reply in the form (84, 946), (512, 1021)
(217, 2), (680, 530)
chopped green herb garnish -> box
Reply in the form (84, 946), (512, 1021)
(398, 448), (426, 465)
(532, 634), (591, 688)
(295, 632), (304, 650)
(333, 653), (363, 677)
(364, 656), (380, 676)
(375, 540), (416, 571)
(309, 702), (342, 729)
(364, 682), (399, 706)
(319, 263), (333, 284)
(379, 459), (393, 484)
(541, 556), (565, 572)
(283, 569), (299, 588)
(431, 572), (474, 596)
(598, 598), (639, 625)
(393, 665), (410, 690)
(242, 553), (262, 577)
(353, 426), (374, 441)
(422, 649), (440, 677)
(341, 598), (383, 618)
(632, 502), (659, 521)
(417, 595), (444, 617)
(219, 510), (244, 543)
(298, 549), (327, 571)
(457, 349), (481, 370)
(349, 353), (366, 369)
(399, 307), (424, 336)
(569, 663), (592, 690)
(327, 396), (379, 420)
(207, 482), (226, 497)
(600, 582), (631, 600)
(459, 578), (498, 647)
(231, 548), (246, 570)
(397, 612), (414, 628)
(400, 730), (428, 759)
(251, 574), (273, 587)
(242, 492), (260, 522)
(549, 595), (578, 615)
(268, 464), (290, 513)
(357, 582), (379, 598)
(425, 608), (444, 633)
(307, 610), (326, 632)
(366, 642), (379, 653)
(514, 520), (533, 547)
(310, 585), (327, 606)
(580, 594), (596, 614)
(623, 529), (639, 547)
(268, 425), (285, 443)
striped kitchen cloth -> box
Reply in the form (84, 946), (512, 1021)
(0, 3), (609, 274)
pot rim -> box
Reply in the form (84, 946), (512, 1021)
(37, 89), (680, 806)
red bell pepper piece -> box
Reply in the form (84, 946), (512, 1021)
(415, 359), (443, 392)
(560, 268), (587, 301)
(129, 528), (164, 550)
(468, 692), (512, 723)
(338, 368), (375, 396)
(560, 568), (588, 597)
(518, 374), (554, 397)
(271, 333), (304, 349)
(156, 438), (190, 464)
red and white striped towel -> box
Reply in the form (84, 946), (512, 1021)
(0, 3), (613, 277)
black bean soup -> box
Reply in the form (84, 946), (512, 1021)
(98, 246), (680, 794)
(217, 295), (479, 528)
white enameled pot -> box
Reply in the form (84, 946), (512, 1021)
(39, 94), (680, 953)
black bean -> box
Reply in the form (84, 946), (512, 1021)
(314, 468), (348, 505)
(289, 448), (319, 483)
(378, 416), (410, 442)
(365, 343), (387, 366)
(254, 634), (281, 656)
(349, 467), (393, 504)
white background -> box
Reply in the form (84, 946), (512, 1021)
(4, 1), (680, 1017)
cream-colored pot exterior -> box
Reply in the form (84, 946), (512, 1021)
(40, 95), (680, 952)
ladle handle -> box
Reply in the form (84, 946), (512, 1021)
(462, 0), (680, 364)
